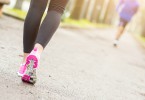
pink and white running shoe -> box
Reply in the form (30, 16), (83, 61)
(17, 64), (27, 77)
(22, 48), (40, 84)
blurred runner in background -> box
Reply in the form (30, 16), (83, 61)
(114, 0), (139, 47)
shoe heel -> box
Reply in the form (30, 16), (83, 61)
(22, 58), (37, 84)
(22, 75), (30, 82)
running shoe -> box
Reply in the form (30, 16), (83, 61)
(113, 40), (119, 47)
(22, 48), (40, 84)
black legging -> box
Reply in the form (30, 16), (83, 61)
(23, 0), (68, 53)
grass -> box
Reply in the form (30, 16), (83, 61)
(3, 7), (27, 20)
(136, 34), (145, 43)
(3, 7), (111, 28)
(62, 18), (111, 28)
(133, 33), (145, 48)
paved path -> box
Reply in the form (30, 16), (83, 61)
(0, 16), (145, 100)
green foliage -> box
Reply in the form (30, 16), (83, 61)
(62, 18), (110, 28)
(3, 7), (110, 28)
(4, 7), (27, 20)
(135, 33), (145, 43)
(139, 35), (145, 43)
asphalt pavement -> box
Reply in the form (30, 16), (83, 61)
(0, 16), (145, 100)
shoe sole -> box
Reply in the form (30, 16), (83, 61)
(22, 55), (38, 84)
(17, 72), (24, 77)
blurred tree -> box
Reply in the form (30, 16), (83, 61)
(85, 0), (96, 21)
(68, 0), (116, 24)
(103, 0), (116, 24)
(83, 0), (91, 19)
(14, 0), (24, 9)
(90, 0), (99, 22)
(65, 0), (75, 13)
(70, 0), (85, 20)
(90, 0), (104, 23)
(141, 9), (145, 37)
